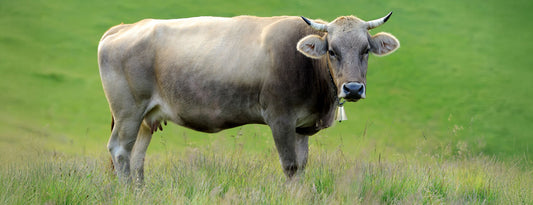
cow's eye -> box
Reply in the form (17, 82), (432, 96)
(363, 47), (370, 55)
(328, 50), (336, 57)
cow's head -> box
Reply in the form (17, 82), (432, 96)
(297, 12), (400, 102)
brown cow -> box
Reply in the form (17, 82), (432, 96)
(98, 12), (399, 183)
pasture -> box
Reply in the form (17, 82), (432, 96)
(1, 0), (532, 204)
(2, 146), (532, 204)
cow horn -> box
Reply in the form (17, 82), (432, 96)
(366, 11), (393, 30)
(301, 16), (328, 32)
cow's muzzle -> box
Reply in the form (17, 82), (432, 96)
(341, 82), (366, 101)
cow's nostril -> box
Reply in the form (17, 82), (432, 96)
(342, 82), (365, 100)
(357, 85), (364, 95)
(343, 84), (351, 93)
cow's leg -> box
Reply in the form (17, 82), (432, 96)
(108, 115), (143, 182)
(295, 134), (309, 171)
(130, 122), (152, 185)
(269, 119), (301, 178)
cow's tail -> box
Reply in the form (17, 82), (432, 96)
(111, 115), (115, 132)
(109, 115), (115, 172)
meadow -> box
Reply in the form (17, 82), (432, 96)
(1, 0), (532, 204)
(1, 145), (532, 204)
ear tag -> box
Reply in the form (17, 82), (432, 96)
(335, 100), (347, 122)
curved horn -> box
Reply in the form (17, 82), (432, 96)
(300, 16), (328, 32)
(366, 11), (393, 30)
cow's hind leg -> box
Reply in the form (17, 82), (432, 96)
(108, 114), (144, 182)
(130, 122), (152, 185)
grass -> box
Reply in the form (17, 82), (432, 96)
(1, 144), (531, 204)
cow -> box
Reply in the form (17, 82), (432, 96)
(98, 12), (399, 183)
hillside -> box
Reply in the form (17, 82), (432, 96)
(0, 0), (532, 163)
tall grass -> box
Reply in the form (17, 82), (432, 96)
(2, 144), (530, 204)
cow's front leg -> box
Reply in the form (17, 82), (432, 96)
(295, 134), (309, 171)
(269, 119), (302, 178)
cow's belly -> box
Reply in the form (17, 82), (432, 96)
(175, 99), (264, 133)
(149, 79), (265, 133)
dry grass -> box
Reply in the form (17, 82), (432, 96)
(1, 145), (531, 204)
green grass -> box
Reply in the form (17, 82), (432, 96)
(1, 0), (533, 203)
(1, 145), (531, 204)
(1, 0), (532, 160)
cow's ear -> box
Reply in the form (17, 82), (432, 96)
(297, 35), (327, 59)
(369, 32), (400, 56)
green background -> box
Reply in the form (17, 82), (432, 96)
(1, 0), (532, 163)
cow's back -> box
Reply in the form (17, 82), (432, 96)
(97, 16), (332, 133)
(151, 16), (300, 85)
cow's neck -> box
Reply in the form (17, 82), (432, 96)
(315, 56), (340, 128)
(323, 38), (339, 105)
(325, 64), (338, 103)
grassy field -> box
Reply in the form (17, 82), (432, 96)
(1, 0), (532, 159)
(1, 145), (532, 204)
(1, 0), (532, 203)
